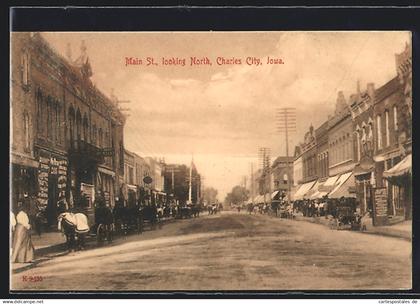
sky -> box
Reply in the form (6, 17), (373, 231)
(42, 31), (410, 200)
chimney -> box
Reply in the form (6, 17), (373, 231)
(367, 83), (375, 98)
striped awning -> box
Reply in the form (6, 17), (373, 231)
(292, 180), (316, 201)
(328, 172), (355, 199)
(383, 154), (411, 178)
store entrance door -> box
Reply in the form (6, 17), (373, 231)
(47, 175), (59, 226)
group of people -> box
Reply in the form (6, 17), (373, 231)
(293, 197), (358, 219)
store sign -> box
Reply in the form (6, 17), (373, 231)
(372, 187), (388, 226)
(143, 176), (153, 184)
(98, 148), (114, 157)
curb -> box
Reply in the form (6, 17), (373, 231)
(294, 215), (412, 241)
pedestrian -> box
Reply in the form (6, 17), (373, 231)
(11, 201), (35, 263)
(10, 210), (16, 257)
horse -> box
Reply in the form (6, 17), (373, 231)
(212, 204), (218, 215)
(179, 206), (192, 219)
(139, 205), (161, 231)
(191, 204), (201, 218)
(57, 212), (89, 252)
(247, 203), (254, 215)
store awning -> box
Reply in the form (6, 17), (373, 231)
(304, 179), (322, 199)
(292, 180), (316, 201)
(271, 190), (280, 199)
(11, 153), (38, 168)
(127, 184), (137, 191)
(383, 154), (411, 178)
(310, 190), (330, 199)
(308, 180), (327, 199)
(98, 166), (116, 177)
(328, 172), (355, 199)
(323, 175), (340, 187)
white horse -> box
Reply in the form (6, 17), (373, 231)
(58, 212), (89, 251)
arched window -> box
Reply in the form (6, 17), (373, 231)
(23, 112), (30, 150)
(21, 52), (30, 85)
(46, 97), (53, 140)
(92, 125), (97, 146)
(56, 103), (61, 144)
(68, 106), (75, 147)
(393, 106), (398, 131)
(376, 115), (382, 149)
(76, 109), (82, 141)
(98, 128), (103, 147)
(83, 115), (89, 142)
(119, 141), (124, 171)
(105, 130), (109, 148)
(385, 110), (390, 147)
(36, 88), (43, 134)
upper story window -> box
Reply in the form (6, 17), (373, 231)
(98, 128), (103, 147)
(376, 115), (382, 149)
(393, 106), (398, 131)
(83, 116), (89, 142)
(385, 110), (390, 147)
(21, 53), (30, 86)
(23, 112), (30, 151)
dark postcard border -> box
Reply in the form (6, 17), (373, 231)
(4, 5), (420, 299)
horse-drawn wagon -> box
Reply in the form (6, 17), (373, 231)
(331, 206), (362, 230)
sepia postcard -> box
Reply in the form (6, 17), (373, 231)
(10, 31), (412, 291)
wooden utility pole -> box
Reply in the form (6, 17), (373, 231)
(251, 162), (254, 203)
(276, 107), (297, 203)
(258, 147), (271, 203)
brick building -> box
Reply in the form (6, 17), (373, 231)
(270, 156), (294, 200)
(350, 83), (376, 214)
(315, 121), (329, 180)
(292, 145), (303, 187)
(301, 125), (317, 183)
(11, 33), (126, 224)
(372, 41), (412, 223)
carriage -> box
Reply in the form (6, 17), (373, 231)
(333, 206), (361, 230)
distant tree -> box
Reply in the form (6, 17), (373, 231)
(202, 187), (218, 204)
(224, 185), (249, 206)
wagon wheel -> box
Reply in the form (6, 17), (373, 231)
(97, 224), (105, 245)
(108, 224), (114, 243)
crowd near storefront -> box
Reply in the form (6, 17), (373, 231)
(289, 42), (412, 227)
(242, 41), (411, 227)
(11, 32), (202, 244)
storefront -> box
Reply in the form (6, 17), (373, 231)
(11, 153), (39, 210)
(35, 148), (68, 226)
(383, 154), (412, 220)
(97, 166), (116, 207)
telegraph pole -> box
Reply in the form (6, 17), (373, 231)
(276, 107), (296, 203)
(258, 147), (271, 203)
(171, 167), (175, 194)
(250, 162), (254, 203)
(188, 158), (193, 204)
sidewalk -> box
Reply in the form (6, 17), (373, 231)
(294, 213), (412, 241)
(11, 216), (179, 273)
(11, 231), (68, 274)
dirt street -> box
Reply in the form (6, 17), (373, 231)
(11, 212), (411, 291)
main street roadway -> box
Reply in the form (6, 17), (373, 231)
(12, 212), (411, 291)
